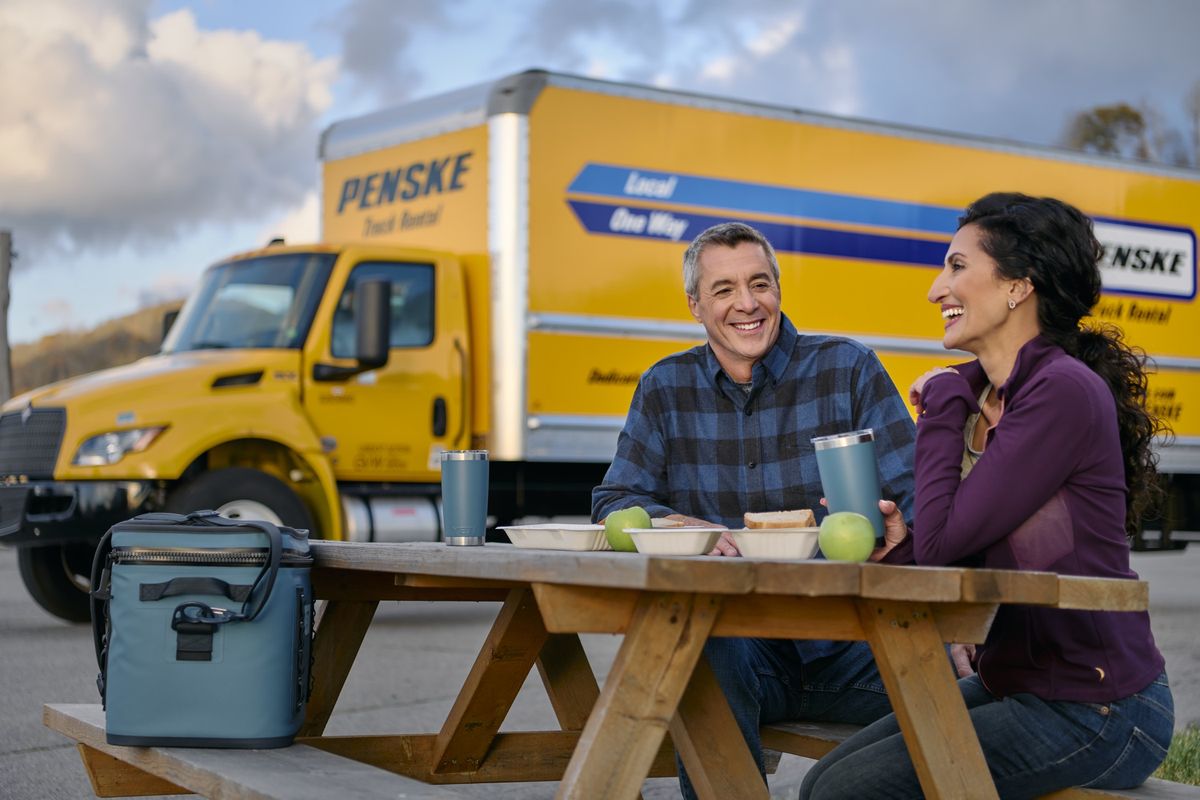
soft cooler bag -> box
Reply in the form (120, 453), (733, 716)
(90, 510), (314, 747)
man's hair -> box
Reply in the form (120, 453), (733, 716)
(682, 222), (780, 297)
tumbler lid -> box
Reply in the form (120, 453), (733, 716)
(441, 450), (489, 461)
(810, 429), (874, 450)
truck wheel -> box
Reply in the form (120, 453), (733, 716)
(168, 468), (315, 532)
(18, 543), (95, 623)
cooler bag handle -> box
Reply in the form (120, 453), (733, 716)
(139, 576), (253, 602)
(90, 528), (115, 703)
(125, 509), (284, 623)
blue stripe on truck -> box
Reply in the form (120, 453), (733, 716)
(567, 164), (961, 236)
(567, 200), (948, 267)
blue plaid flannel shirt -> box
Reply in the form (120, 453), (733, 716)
(592, 314), (916, 661)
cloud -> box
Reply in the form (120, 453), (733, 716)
(335, 0), (451, 104)
(739, 1), (1198, 147)
(510, 0), (1200, 155)
(0, 0), (335, 265)
(512, 0), (671, 77)
(135, 272), (194, 308)
(258, 191), (321, 246)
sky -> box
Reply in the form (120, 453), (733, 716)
(2, 0), (1198, 344)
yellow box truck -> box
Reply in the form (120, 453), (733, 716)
(3, 70), (1198, 620)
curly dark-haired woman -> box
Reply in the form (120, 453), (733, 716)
(801, 193), (1174, 800)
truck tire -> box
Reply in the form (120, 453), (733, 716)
(18, 543), (95, 623)
(167, 468), (316, 532)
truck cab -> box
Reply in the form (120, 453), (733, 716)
(0, 242), (477, 620)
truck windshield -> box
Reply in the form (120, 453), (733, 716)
(163, 253), (336, 352)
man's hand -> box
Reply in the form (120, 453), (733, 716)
(869, 499), (908, 562)
(708, 530), (740, 557)
(660, 514), (736, 556)
(665, 513), (722, 528)
(950, 643), (977, 678)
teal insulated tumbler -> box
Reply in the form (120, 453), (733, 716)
(811, 429), (884, 540)
(440, 450), (489, 545)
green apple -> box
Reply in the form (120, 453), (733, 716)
(818, 511), (876, 562)
(603, 506), (651, 552)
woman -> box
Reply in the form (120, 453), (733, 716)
(800, 193), (1174, 799)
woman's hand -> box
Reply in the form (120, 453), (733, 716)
(869, 499), (908, 562)
(950, 643), (977, 677)
(817, 498), (907, 562)
(908, 367), (959, 414)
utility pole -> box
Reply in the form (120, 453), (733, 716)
(0, 231), (11, 403)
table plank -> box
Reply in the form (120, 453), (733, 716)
(745, 560), (861, 596)
(305, 731), (679, 783)
(48, 705), (456, 800)
(857, 599), (998, 800)
(534, 584), (1000, 645)
(557, 593), (722, 800)
(861, 563), (964, 601)
(959, 569), (1058, 605)
(715, 595), (864, 639)
(533, 586), (866, 640)
(77, 744), (188, 797)
(433, 587), (549, 774)
(399, 574), (522, 591)
(929, 603), (999, 644)
(313, 568), (508, 602)
(1057, 575), (1148, 611)
(670, 656), (768, 800)
(536, 634), (602, 731)
(311, 542), (755, 594)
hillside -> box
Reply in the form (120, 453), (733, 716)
(10, 301), (183, 397)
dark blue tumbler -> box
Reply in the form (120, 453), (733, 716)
(811, 429), (884, 540)
(440, 450), (489, 546)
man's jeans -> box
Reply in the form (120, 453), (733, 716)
(677, 637), (891, 800)
(800, 671), (1175, 800)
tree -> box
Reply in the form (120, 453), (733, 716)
(1062, 82), (1200, 168)
(1063, 103), (1152, 160)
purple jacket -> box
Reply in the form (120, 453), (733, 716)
(900, 335), (1163, 702)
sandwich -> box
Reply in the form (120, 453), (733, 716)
(743, 509), (816, 529)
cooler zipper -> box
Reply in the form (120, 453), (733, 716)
(112, 547), (310, 567)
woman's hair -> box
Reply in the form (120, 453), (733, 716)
(959, 192), (1169, 536)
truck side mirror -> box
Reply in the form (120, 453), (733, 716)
(312, 278), (393, 382)
(355, 278), (391, 369)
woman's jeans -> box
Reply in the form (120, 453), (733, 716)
(801, 671), (1174, 800)
(677, 637), (891, 800)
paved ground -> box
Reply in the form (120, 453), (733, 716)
(1, 543), (1196, 800)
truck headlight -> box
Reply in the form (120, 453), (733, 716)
(73, 427), (166, 466)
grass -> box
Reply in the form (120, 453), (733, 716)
(1155, 724), (1200, 785)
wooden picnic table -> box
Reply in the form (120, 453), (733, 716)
(293, 541), (1148, 800)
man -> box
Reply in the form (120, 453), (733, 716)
(592, 221), (916, 799)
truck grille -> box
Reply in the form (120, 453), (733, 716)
(0, 408), (66, 479)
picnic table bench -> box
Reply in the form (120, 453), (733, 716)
(45, 540), (1199, 799)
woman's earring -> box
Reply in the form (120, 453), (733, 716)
(1008, 298), (1017, 310)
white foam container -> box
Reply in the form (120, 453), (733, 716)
(626, 527), (724, 556)
(729, 527), (820, 559)
(498, 523), (611, 551)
